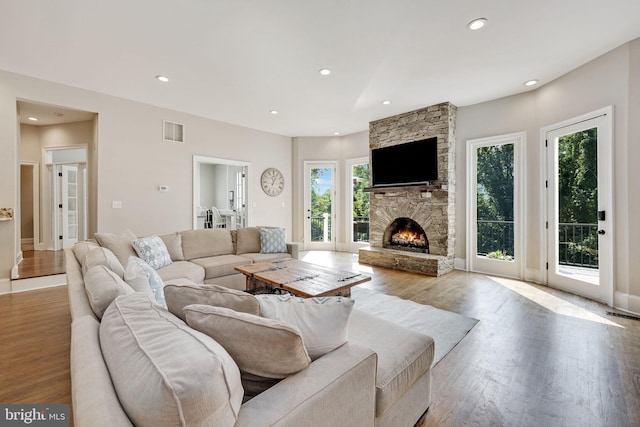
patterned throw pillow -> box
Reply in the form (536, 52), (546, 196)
(259, 227), (287, 254)
(256, 294), (355, 360)
(124, 256), (166, 308)
(131, 235), (172, 270)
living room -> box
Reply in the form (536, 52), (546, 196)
(1, 1), (640, 426)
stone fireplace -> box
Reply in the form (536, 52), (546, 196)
(359, 102), (456, 276)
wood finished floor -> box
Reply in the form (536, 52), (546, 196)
(1, 250), (639, 427)
(16, 249), (65, 279)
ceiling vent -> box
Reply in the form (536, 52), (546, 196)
(163, 120), (184, 143)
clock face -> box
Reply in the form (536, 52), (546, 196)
(261, 167), (285, 196)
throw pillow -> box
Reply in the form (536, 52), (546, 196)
(159, 232), (184, 261)
(124, 256), (166, 308)
(131, 235), (172, 270)
(94, 229), (138, 267)
(165, 283), (260, 322)
(184, 304), (310, 398)
(84, 265), (135, 319)
(71, 241), (99, 265)
(82, 246), (125, 278)
(257, 294), (355, 360)
(259, 227), (287, 254)
(235, 227), (261, 254)
(100, 293), (243, 427)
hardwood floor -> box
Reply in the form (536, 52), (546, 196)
(2, 251), (639, 427)
(16, 249), (65, 279)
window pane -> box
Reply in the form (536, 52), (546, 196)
(352, 163), (370, 243)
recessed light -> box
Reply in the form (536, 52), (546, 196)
(269, 110), (279, 115)
(524, 79), (539, 87)
(382, 100), (391, 105)
(27, 117), (38, 121)
(156, 75), (169, 82)
(333, 132), (340, 136)
(467, 18), (488, 30)
(319, 68), (331, 76)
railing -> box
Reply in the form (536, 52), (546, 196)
(310, 214), (331, 242)
(353, 216), (370, 242)
(558, 222), (598, 269)
(477, 220), (599, 269)
(476, 220), (515, 258)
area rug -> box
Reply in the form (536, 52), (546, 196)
(351, 287), (478, 366)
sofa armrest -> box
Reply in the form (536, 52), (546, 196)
(237, 342), (377, 427)
(286, 242), (299, 259)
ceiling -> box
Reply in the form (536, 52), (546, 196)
(3, 1), (640, 136)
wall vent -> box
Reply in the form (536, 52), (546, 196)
(163, 120), (184, 143)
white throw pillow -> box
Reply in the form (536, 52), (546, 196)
(124, 256), (166, 308)
(131, 235), (172, 270)
(256, 294), (355, 360)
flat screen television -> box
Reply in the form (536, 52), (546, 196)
(371, 137), (438, 187)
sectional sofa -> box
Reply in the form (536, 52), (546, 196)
(66, 227), (435, 426)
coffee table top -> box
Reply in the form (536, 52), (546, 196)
(235, 259), (371, 298)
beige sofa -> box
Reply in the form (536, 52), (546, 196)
(66, 227), (434, 426)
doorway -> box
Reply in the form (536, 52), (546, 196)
(467, 132), (525, 279)
(303, 161), (337, 250)
(193, 156), (250, 230)
(544, 107), (613, 304)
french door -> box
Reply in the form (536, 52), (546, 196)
(53, 163), (86, 249)
(467, 132), (524, 278)
(303, 161), (336, 250)
(545, 107), (613, 304)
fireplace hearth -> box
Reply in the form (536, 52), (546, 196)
(383, 217), (429, 253)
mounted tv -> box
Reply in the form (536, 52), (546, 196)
(371, 137), (438, 187)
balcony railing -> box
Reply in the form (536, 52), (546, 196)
(310, 214), (331, 242)
(353, 216), (370, 242)
(476, 220), (599, 269)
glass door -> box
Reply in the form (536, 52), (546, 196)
(304, 162), (336, 250)
(347, 158), (370, 251)
(467, 132), (524, 278)
(545, 108), (613, 303)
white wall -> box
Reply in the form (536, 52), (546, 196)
(0, 69), (292, 284)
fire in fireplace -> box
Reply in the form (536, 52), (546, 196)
(383, 217), (429, 253)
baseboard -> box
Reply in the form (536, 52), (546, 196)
(614, 291), (640, 316)
(0, 278), (11, 295)
(454, 257), (467, 271)
(10, 274), (67, 293)
(21, 237), (34, 244)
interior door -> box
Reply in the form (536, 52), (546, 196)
(467, 132), (524, 278)
(61, 164), (79, 249)
(545, 107), (613, 304)
(304, 162), (336, 250)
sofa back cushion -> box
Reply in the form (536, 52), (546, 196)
(235, 227), (261, 254)
(165, 283), (260, 321)
(184, 304), (310, 398)
(159, 233), (184, 261)
(94, 229), (138, 267)
(82, 246), (125, 278)
(84, 265), (134, 319)
(181, 229), (234, 260)
(100, 293), (243, 427)
(72, 241), (100, 265)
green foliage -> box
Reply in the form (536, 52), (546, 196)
(352, 164), (370, 219)
(486, 250), (513, 261)
(476, 144), (514, 222)
(558, 128), (598, 223)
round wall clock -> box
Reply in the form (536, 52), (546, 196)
(260, 167), (285, 196)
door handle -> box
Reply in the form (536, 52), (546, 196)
(597, 229), (605, 235)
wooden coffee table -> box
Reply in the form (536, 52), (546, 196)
(235, 259), (370, 298)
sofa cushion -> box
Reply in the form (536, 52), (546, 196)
(100, 293), (243, 427)
(349, 310), (434, 417)
(181, 229), (234, 260)
(94, 229), (138, 267)
(159, 232), (184, 261)
(72, 240), (99, 265)
(124, 256), (165, 308)
(237, 252), (292, 263)
(131, 235), (172, 270)
(259, 227), (287, 254)
(156, 261), (205, 284)
(235, 227), (261, 254)
(184, 304), (310, 398)
(165, 283), (260, 321)
(190, 254), (252, 279)
(84, 265), (134, 319)
(82, 246), (125, 278)
(257, 294), (355, 360)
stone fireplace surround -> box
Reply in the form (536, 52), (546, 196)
(359, 102), (456, 277)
